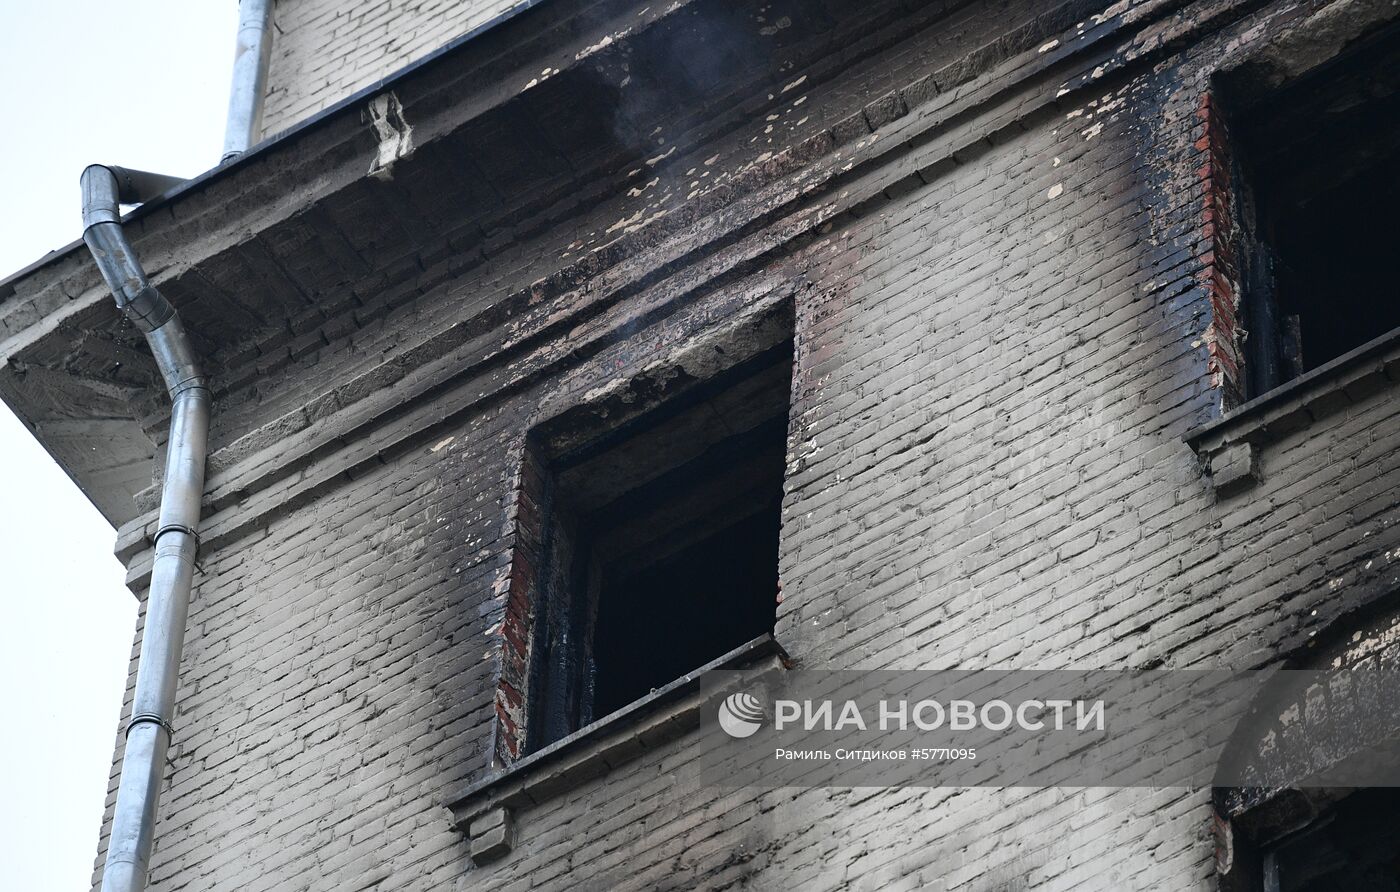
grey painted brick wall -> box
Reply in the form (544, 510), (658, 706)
(68, 0), (1400, 889)
(261, 0), (523, 138)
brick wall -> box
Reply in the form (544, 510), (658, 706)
(63, 0), (1400, 889)
(1196, 92), (1246, 410)
(261, 0), (523, 138)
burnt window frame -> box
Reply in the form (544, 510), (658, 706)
(1217, 787), (1400, 892)
(490, 301), (796, 765)
(1205, 21), (1400, 406)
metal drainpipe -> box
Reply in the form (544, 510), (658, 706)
(82, 164), (210, 892)
(222, 0), (275, 162)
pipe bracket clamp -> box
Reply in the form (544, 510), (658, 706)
(153, 523), (200, 547)
(127, 713), (176, 740)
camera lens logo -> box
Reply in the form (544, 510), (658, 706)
(718, 692), (765, 738)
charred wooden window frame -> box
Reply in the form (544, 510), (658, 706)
(1204, 19), (1400, 408)
(1198, 79), (1309, 407)
(1212, 588), (1400, 892)
(1215, 781), (1400, 892)
(1198, 88), (1297, 403)
(1216, 788), (1355, 892)
(490, 300), (796, 766)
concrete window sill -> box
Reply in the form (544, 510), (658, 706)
(446, 634), (789, 865)
(1185, 325), (1400, 496)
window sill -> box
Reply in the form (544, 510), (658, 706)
(446, 634), (789, 864)
(1185, 326), (1400, 495)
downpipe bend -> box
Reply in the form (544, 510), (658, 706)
(81, 164), (209, 892)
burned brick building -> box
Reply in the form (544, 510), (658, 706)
(2, 0), (1399, 889)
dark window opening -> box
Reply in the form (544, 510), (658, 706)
(1226, 25), (1400, 396)
(524, 340), (792, 752)
(1261, 788), (1400, 892)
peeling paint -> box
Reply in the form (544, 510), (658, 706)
(645, 146), (676, 166)
(576, 29), (630, 59)
(759, 15), (792, 36)
(781, 75), (808, 94)
(366, 91), (413, 178)
(627, 177), (660, 197)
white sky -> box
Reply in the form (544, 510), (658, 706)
(0, 3), (237, 888)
